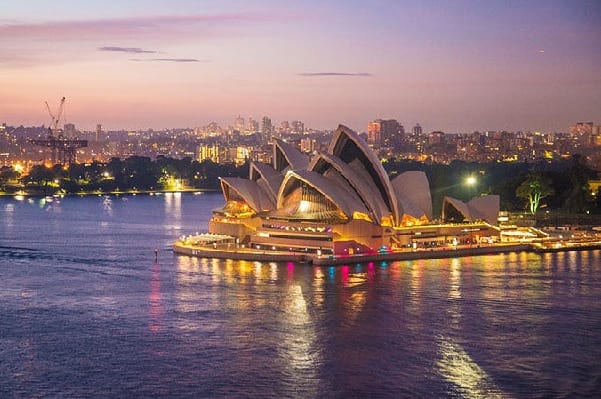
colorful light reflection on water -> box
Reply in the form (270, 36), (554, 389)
(1, 194), (601, 397)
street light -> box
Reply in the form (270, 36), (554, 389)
(465, 176), (477, 186)
(465, 175), (477, 199)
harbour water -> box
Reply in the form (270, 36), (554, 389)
(1, 193), (601, 397)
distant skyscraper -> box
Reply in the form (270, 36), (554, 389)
(247, 117), (259, 133)
(428, 131), (445, 145)
(96, 124), (102, 141)
(367, 120), (382, 147)
(381, 120), (403, 148)
(569, 122), (595, 146)
(291, 120), (304, 135)
(228, 129), (241, 144)
(569, 122), (593, 136)
(412, 123), (422, 136)
(368, 119), (403, 148)
(280, 120), (290, 131)
(234, 115), (245, 131)
(64, 123), (76, 138)
(261, 116), (273, 140)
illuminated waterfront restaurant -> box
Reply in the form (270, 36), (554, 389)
(209, 125), (501, 255)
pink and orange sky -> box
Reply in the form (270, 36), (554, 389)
(1, 0), (600, 132)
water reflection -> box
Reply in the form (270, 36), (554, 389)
(149, 261), (163, 332)
(339, 266), (368, 325)
(175, 256), (206, 330)
(3, 202), (15, 231)
(164, 192), (182, 232)
(313, 267), (325, 307)
(168, 251), (601, 397)
(409, 261), (423, 315)
(436, 336), (506, 398)
(448, 258), (462, 330)
(277, 284), (318, 397)
(13, 288), (38, 390)
(102, 195), (113, 215)
(3, 195), (600, 397)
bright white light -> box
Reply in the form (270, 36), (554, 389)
(465, 176), (477, 186)
(298, 200), (311, 213)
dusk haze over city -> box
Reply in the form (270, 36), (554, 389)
(2, 0), (600, 132)
(2, 1), (601, 398)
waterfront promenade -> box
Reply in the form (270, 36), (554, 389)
(173, 236), (601, 265)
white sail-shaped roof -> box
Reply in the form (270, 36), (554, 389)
(328, 125), (400, 225)
(390, 171), (433, 220)
(249, 161), (283, 203)
(468, 195), (500, 225)
(215, 123), (438, 228)
(277, 170), (370, 219)
(442, 195), (500, 225)
(309, 152), (390, 223)
(220, 177), (276, 212)
(273, 139), (309, 172)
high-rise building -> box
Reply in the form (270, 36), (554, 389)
(227, 129), (241, 145)
(64, 123), (76, 138)
(247, 117), (259, 133)
(197, 144), (220, 163)
(291, 120), (305, 135)
(280, 120), (290, 133)
(381, 119), (403, 148)
(234, 115), (245, 132)
(569, 122), (593, 136)
(412, 123), (423, 136)
(368, 119), (403, 148)
(261, 116), (273, 140)
(236, 146), (250, 165)
(300, 137), (317, 153)
(593, 125), (601, 147)
(96, 124), (102, 141)
(367, 120), (382, 147)
(428, 131), (445, 145)
(569, 122), (595, 146)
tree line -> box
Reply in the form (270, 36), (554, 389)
(1, 154), (599, 215)
(1, 156), (247, 194)
(383, 154), (600, 215)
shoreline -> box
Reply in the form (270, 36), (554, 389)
(172, 240), (601, 265)
(0, 188), (219, 198)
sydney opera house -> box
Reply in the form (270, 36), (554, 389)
(208, 125), (500, 256)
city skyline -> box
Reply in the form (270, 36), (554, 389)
(1, 0), (600, 132)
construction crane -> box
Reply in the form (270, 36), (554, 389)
(45, 96), (65, 135)
(29, 97), (88, 165)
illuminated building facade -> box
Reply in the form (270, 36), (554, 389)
(367, 119), (403, 148)
(412, 123), (422, 136)
(210, 125), (493, 255)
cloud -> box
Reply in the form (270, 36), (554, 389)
(0, 13), (293, 68)
(298, 72), (372, 77)
(98, 46), (156, 54)
(130, 58), (206, 63)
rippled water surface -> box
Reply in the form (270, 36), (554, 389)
(1, 193), (601, 398)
